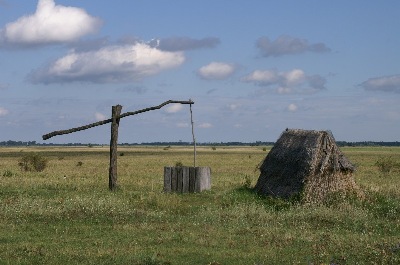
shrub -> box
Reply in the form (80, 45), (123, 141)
(175, 161), (183, 167)
(375, 156), (395, 175)
(262, 147), (267, 152)
(76, 161), (83, 167)
(243, 175), (252, 189)
(2, 170), (14, 177)
(212, 146), (217, 151)
(18, 153), (48, 172)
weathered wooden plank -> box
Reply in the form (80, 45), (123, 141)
(171, 167), (178, 192)
(204, 166), (211, 190)
(195, 167), (211, 192)
(189, 167), (196, 193)
(163, 167), (172, 192)
(182, 167), (190, 193)
(177, 167), (183, 192)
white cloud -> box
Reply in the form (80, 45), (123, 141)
(165, 104), (183, 113)
(242, 68), (326, 94)
(95, 112), (107, 121)
(1, 0), (101, 47)
(359, 74), (400, 93)
(197, 62), (236, 80)
(29, 43), (185, 83)
(287, 103), (298, 112)
(283, 69), (306, 85)
(198, 122), (212, 128)
(0, 107), (9, 116)
(242, 70), (278, 84)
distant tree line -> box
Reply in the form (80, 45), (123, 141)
(0, 140), (38, 146)
(137, 141), (276, 146)
(336, 141), (400, 147)
(1, 140), (399, 147)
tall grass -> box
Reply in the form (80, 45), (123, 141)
(0, 146), (399, 264)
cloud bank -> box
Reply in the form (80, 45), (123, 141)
(197, 62), (236, 80)
(256, 35), (330, 57)
(360, 74), (400, 93)
(241, 69), (326, 94)
(0, 0), (101, 47)
(29, 43), (185, 84)
(152, 36), (220, 51)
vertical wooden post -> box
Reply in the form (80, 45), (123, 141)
(109, 105), (122, 191)
(189, 166), (196, 193)
(182, 166), (190, 193)
(171, 167), (178, 192)
(163, 167), (172, 192)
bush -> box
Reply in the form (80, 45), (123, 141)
(76, 161), (83, 167)
(375, 156), (395, 175)
(175, 161), (183, 167)
(18, 153), (48, 172)
(2, 170), (14, 177)
(242, 175), (252, 189)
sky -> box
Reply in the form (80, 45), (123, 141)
(0, 0), (399, 144)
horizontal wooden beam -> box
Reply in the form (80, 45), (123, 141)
(42, 99), (194, 140)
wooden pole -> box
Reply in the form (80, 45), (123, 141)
(109, 105), (122, 191)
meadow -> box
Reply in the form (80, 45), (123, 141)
(0, 145), (399, 264)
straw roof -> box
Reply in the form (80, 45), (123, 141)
(254, 129), (359, 203)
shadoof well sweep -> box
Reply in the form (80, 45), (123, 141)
(42, 99), (211, 192)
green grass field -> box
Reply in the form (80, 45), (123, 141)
(0, 146), (399, 264)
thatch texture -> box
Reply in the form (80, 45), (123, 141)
(254, 129), (359, 203)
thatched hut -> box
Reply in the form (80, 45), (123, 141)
(254, 129), (359, 203)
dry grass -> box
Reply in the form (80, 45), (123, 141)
(0, 145), (399, 264)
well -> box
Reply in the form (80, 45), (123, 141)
(164, 166), (211, 193)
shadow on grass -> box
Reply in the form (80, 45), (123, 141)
(226, 185), (300, 212)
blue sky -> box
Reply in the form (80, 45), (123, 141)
(0, 0), (399, 144)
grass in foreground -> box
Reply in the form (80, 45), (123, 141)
(0, 146), (399, 264)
